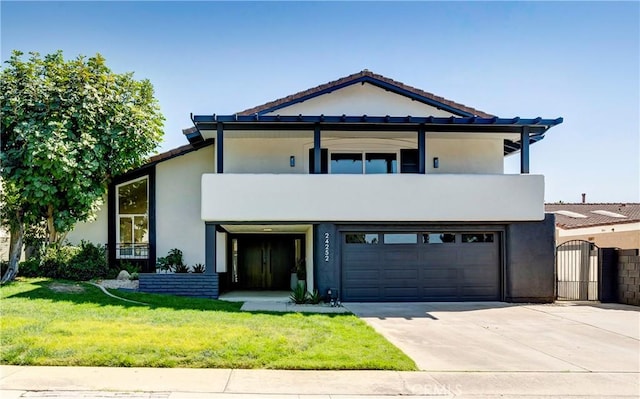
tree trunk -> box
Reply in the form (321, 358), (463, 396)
(47, 204), (57, 246)
(1, 213), (24, 283)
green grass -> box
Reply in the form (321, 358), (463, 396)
(0, 278), (416, 370)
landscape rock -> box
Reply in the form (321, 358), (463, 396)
(116, 270), (131, 280)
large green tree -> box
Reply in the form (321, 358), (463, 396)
(1, 51), (164, 282)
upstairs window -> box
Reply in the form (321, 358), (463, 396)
(366, 153), (397, 174)
(330, 152), (397, 174)
(331, 153), (363, 174)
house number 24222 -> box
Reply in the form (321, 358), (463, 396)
(324, 232), (330, 262)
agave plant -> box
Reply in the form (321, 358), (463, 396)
(290, 284), (308, 304)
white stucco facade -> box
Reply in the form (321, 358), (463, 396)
(225, 137), (309, 174)
(218, 134), (506, 175)
(64, 71), (559, 302)
(201, 173), (545, 222)
(426, 137), (504, 174)
(66, 196), (109, 246)
(264, 82), (456, 117)
(156, 146), (214, 267)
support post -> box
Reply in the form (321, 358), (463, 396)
(313, 124), (321, 174)
(216, 124), (224, 173)
(520, 126), (530, 174)
(205, 223), (217, 275)
(418, 127), (426, 174)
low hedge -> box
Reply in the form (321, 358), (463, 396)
(18, 241), (115, 281)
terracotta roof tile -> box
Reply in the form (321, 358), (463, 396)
(545, 203), (640, 229)
(237, 70), (494, 118)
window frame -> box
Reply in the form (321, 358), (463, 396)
(328, 150), (400, 175)
(461, 232), (495, 243)
(383, 233), (418, 245)
(345, 233), (380, 244)
(115, 176), (149, 259)
(422, 232), (457, 244)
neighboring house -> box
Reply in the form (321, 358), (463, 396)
(0, 227), (9, 262)
(67, 70), (563, 302)
(546, 203), (640, 249)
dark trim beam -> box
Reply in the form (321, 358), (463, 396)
(194, 114), (563, 127)
(108, 165), (156, 273)
(520, 126), (530, 174)
(148, 166), (157, 269)
(418, 127), (426, 174)
(313, 125), (321, 174)
(195, 122), (551, 135)
(216, 123), (224, 173)
(205, 223), (217, 275)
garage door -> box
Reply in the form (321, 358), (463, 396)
(341, 231), (500, 301)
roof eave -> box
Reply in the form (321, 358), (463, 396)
(238, 70), (495, 118)
(251, 76), (478, 118)
(191, 114), (562, 155)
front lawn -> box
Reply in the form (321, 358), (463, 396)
(0, 279), (416, 370)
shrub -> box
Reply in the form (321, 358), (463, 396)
(290, 284), (308, 304)
(18, 258), (42, 277)
(192, 263), (205, 273)
(156, 248), (184, 272)
(174, 263), (189, 273)
(308, 289), (322, 304)
(41, 245), (81, 278)
(63, 241), (109, 281)
(17, 241), (109, 281)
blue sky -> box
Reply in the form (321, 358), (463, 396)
(2, 1), (639, 203)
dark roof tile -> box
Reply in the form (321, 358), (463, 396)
(237, 70), (494, 118)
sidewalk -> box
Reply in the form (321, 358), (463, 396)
(2, 365), (639, 398)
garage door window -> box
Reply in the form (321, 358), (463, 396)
(383, 233), (417, 244)
(345, 233), (379, 244)
(461, 233), (494, 243)
(422, 233), (456, 244)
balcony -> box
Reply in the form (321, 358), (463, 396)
(201, 174), (545, 223)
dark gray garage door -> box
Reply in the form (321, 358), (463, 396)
(341, 231), (500, 301)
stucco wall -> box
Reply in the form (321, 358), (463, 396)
(225, 137), (309, 174)
(505, 214), (556, 303)
(427, 137), (504, 174)
(264, 82), (456, 117)
(156, 146), (214, 267)
(220, 134), (504, 175)
(66, 196), (109, 246)
(556, 223), (640, 249)
(202, 174), (545, 222)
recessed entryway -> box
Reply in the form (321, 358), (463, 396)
(220, 233), (305, 292)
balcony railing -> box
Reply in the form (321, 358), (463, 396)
(115, 243), (149, 259)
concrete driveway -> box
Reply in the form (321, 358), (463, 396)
(345, 301), (640, 372)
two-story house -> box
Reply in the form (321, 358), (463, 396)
(67, 70), (563, 302)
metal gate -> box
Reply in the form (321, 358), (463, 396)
(556, 240), (599, 301)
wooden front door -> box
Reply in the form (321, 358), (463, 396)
(237, 235), (297, 290)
